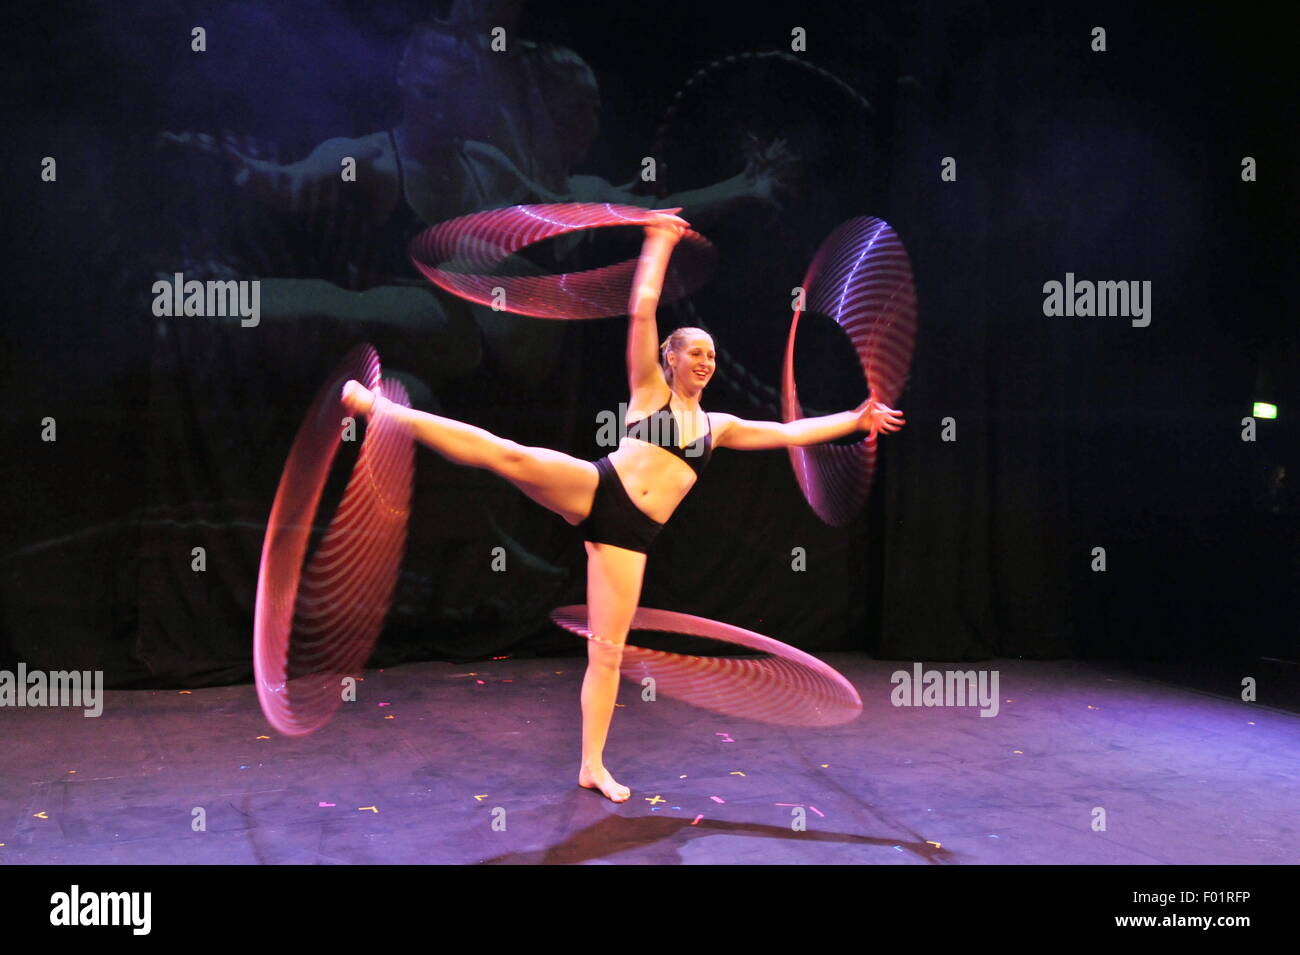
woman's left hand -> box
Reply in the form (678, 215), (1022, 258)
(855, 394), (906, 437)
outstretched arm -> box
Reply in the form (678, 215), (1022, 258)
(626, 211), (690, 399)
(713, 396), (906, 450)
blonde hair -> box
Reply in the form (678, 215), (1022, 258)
(659, 327), (713, 383)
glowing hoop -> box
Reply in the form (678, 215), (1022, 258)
(254, 345), (414, 737)
(408, 202), (717, 318)
(783, 217), (917, 526)
(550, 605), (862, 727)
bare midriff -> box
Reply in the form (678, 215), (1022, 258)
(607, 411), (712, 524)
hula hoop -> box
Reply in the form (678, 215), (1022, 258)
(408, 202), (717, 318)
(254, 345), (414, 737)
(550, 605), (862, 727)
(783, 217), (917, 526)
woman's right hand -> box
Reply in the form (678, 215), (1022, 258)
(643, 208), (690, 245)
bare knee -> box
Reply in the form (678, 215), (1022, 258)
(496, 440), (529, 476)
(586, 641), (625, 670)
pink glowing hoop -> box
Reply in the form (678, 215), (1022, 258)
(550, 605), (862, 727)
(408, 202), (717, 318)
(254, 345), (414, 737)
(783, 217), (917, 526)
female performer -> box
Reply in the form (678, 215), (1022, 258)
(341, 210), (905, 802)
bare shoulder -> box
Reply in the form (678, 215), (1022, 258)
(707, 411), (737, 439)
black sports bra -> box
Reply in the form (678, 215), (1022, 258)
(625, 398), (713, 476)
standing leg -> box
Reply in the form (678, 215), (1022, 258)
(577, 540), (647, 802)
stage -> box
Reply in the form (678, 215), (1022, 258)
(3, 656), (1294, 865)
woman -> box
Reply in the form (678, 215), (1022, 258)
(341, 210), (906, 802)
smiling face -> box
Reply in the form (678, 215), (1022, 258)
(668, 333), (716, 391)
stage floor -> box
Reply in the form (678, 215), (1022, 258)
(2, 656), (1297, 864)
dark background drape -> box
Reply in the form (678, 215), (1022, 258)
(1, 1), (1294, 692)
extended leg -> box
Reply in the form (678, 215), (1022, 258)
(342, 380), (597, 523)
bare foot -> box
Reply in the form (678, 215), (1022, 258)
(578, 763), (631, 803)
(341, 379), (376, 417)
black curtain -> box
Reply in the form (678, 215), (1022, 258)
(1, 1), (1292, 686)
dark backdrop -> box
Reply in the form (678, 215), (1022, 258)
(1, 0), (1295, 689)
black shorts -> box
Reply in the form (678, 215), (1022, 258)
(578, 456), (665, 554)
